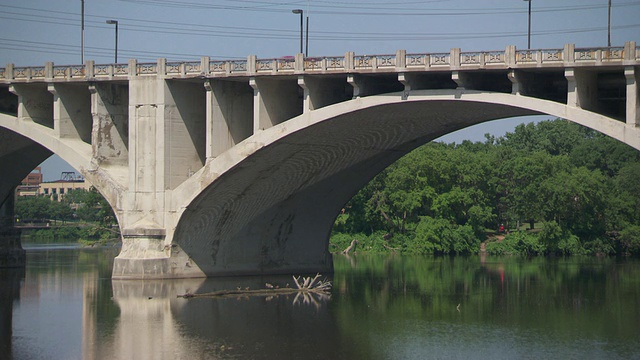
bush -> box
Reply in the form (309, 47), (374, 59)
(485, 231), (545, 256)
(583, 238), (615, 256)
(539, 221), (584, 255)
(406, 217), (480, 255)
(485, 239), (518, 256)
(618, 226), (640, 255)
(329, 232), (358, 253)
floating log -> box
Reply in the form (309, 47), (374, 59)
(177, 274), (332, 300)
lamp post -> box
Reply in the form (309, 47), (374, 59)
(607, 0), (612, 47)
(523, 0), (531, 49)
(292, 9), (303, 55)
(81, 0), (85, 63)
(106, 20), (119, 63)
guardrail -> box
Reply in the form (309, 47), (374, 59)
(1, 42), (637, 81)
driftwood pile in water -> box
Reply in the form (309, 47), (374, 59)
(178, 274), (332, 305)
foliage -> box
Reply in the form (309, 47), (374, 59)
(16, 187), (118, 244)
(618, 226), (640, 256)
(331, 119), (640, 257)
(485, 231), (544, 256)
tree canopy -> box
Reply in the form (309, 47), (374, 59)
(332, 119), (640, 256)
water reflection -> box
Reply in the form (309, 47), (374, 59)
(6, 247), (640, 359)
(92, 275), (356, 359)
(165, 276), (355, 359)
(332, 254), (640, 359)
(0, 268), (24, 357)
(92, 279), (205, 360)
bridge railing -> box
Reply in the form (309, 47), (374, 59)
(1, 42), (637, 82)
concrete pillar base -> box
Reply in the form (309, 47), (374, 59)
(112, 236), (206, 279)
(0, 229), (25, 268)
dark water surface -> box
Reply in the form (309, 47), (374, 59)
(2, 245), (639, 359)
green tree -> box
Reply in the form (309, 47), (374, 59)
(15, 196), (52, 221)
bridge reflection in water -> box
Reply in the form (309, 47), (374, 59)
(5, 246), (640, 359)
(101, 277), (348, 360)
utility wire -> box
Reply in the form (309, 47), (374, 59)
(2, 6), (639, 40)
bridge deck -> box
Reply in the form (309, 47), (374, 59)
(1, 43), (638, 83)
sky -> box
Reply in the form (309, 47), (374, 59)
(1, 0), (639, 180)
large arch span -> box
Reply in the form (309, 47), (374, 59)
(168, 91), (640, 276)
(2, 90), (639, 276)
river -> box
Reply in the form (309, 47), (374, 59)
(2, 244), (639, 359)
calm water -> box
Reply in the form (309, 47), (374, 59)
(2, 245), (640, 359)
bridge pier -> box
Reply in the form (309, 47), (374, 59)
(112, 231), (206, 279)
(0, 194), (24, 268)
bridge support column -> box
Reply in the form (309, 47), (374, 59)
(0, 192), (24, 268)
(204, 79), (253, 158)
(250, 77), (302, 132)
(9, 84), (53, 128)
(112, 74), (208, 279)
(48, 83), (92, 143)
(297, 75), (351, 111)
(625, 66), (639, 127)
(112, 229), (205, 279)
(566, 68), (598, 112)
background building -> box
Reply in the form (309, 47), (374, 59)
(16, 170), (91, 200)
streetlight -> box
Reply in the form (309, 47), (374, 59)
(523, 0), (531, 49)
(607, 0), (612, 47)
(305, 14), (309, 57)
(292, 9), (303, 55)
(81, 0), (85, 63)
(106, 20), (119, 63)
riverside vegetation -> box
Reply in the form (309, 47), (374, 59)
(331, 119), (640, 257)
(15, 187), (118, 245)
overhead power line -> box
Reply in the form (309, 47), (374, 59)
(2, 6), (640, 42)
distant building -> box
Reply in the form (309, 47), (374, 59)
(15, 167), (43, 197)
(16, 169), (92, 200)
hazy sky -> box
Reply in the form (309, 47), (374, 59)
(1, 0), (638, 180)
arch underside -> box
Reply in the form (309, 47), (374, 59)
(0, 128), (52, 208)
(174, 97), (543, 276)
(0, 113), (125, 224)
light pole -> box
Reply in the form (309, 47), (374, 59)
(106, 20), (119, 63)
(607, 0), (612, 47)
(292, 9), (303, 55)
(523, 0), (531, 49)
(81, 0), (85, 63)
(305, 15), (309, 57)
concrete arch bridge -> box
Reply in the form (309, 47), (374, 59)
(0, 42), (639, 278)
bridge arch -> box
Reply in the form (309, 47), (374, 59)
(0, 113), (125, 225)
(170, 90), (640, 276)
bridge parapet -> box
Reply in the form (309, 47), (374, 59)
(2, 42), (638, 82)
